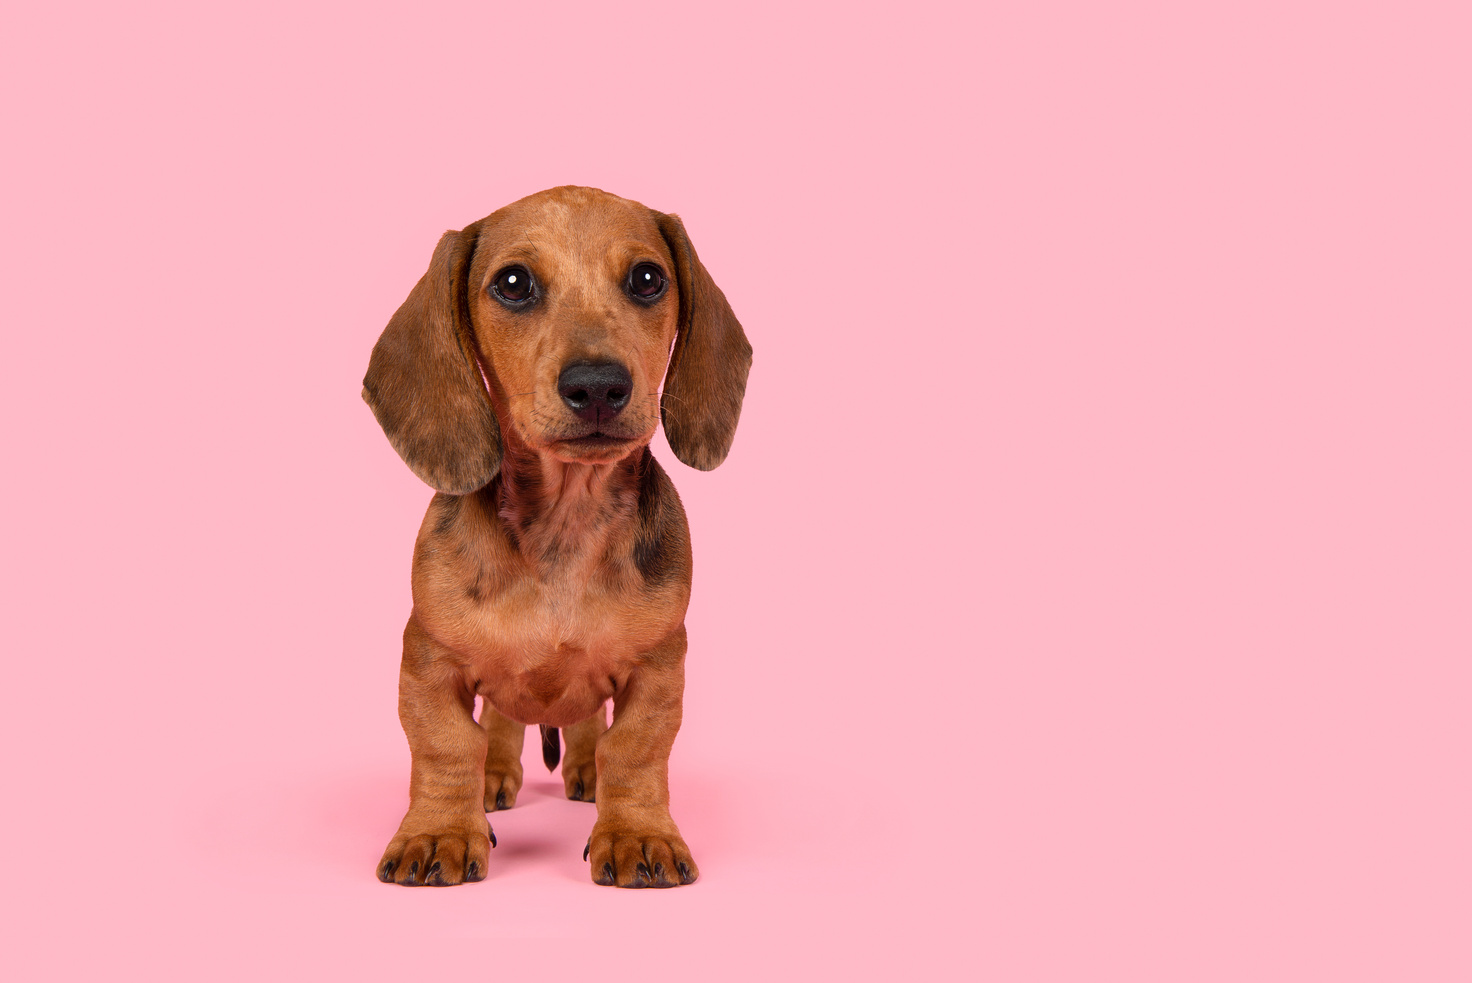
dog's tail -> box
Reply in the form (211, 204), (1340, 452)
(539, 724), (561, 771)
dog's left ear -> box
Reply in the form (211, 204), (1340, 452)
(653, 211), (753, 471)
(362, 221), (503, 495)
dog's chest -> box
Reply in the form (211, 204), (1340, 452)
(469, 566), (644, 660)
(409, 491), (685, 722)
(425, 559), (674, 725)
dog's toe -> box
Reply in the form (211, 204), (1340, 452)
(563, 759), (597, 802)
(585, 824), (697, 889)
(484, 769), (522, 811)
(378, 828), (491, 886)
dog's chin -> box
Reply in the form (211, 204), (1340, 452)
(546, 433), (643, 465)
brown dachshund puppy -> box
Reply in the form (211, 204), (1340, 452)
(362, 186), (751, 888)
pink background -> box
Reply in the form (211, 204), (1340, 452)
(3, 1), (1468, 978)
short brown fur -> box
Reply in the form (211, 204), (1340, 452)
(363, 186), (751, 888)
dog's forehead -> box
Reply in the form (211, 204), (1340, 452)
(473, 187), (667, 268)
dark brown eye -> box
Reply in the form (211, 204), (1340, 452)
(628, 263), (666, 300)
(491, 266), (534, 305)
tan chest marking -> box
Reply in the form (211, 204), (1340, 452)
(409, 475), (687, 723)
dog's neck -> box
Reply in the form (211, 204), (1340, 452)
(488, 438), (644, 569)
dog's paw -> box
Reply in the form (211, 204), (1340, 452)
(586, 823), (698, 888)
(562, 757), (597, 802)
(484, 767), (523, 811)
(377, 826), (492, 886)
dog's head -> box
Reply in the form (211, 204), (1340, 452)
(363, 187), (752, 494)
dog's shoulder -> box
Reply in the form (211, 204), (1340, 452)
(629, 448), (691, 593)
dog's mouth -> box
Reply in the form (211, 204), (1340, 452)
(559, 432), (630, 447)
(549, 431), (641, 462)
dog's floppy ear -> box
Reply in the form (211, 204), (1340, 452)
(362, 222), (502, 495)
(653, 211), (753, 471)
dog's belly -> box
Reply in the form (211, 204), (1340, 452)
(415, 565), (685, 727)
(475, 649), (615, 727)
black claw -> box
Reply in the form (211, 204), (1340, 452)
(677, 862), (693, 884)
(426, 861), (443, 885)
(406, 860), (420, 883)
(571, 780), (583, 801)
(597, 862), (615, 885)
(634, 863), (651, 886)
(379, 861), (397, 881)
(466, 861), (481, 881)
(583, 839), (591, 861)
(489, 828), (497, 848)
(495, 790), (507, 810)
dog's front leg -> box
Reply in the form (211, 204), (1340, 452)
(588, 624), (699, 888)
(377, 615), (491, 886)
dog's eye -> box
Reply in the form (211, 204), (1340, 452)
(491, 266), (535, 305)
(628, 263), (666, 301)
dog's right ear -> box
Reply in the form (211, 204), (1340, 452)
(362, 222), (502, 495)
(653, 211), (753, 471)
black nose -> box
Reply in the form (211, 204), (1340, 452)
(557, 362), (633, 422)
